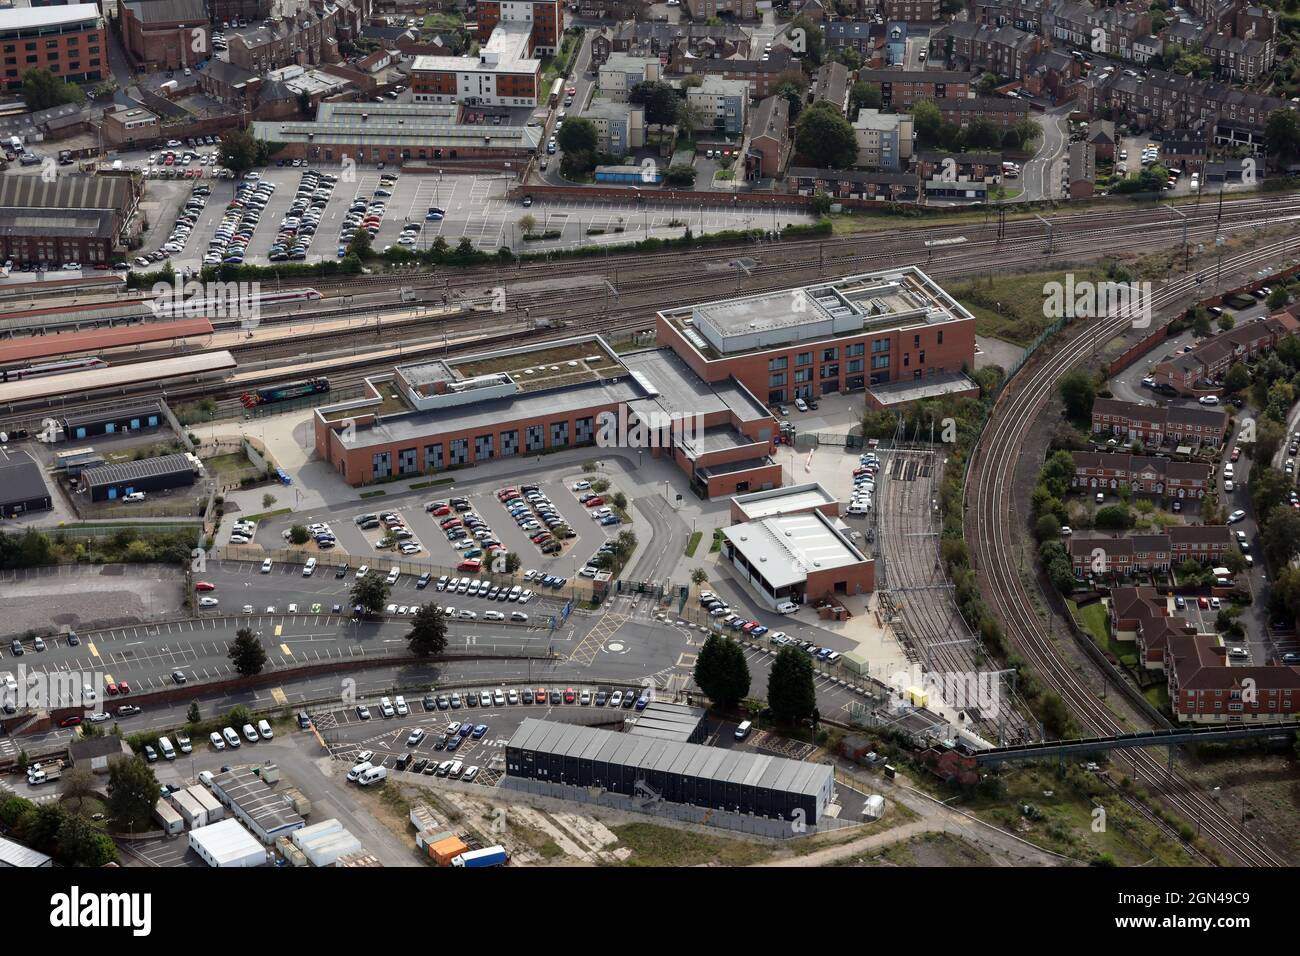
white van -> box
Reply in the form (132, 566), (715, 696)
(386, 567), (401, 585)
(347, 761), (373, 782)
(158, 736), (176, 760)
(380, 696), (396, 718)
(222, 727), (241, 748)
(303, 557), (317, 577)
(257, 719), (273, 740)
(358, 766), (388, 786)
(734, 720), (752, 740)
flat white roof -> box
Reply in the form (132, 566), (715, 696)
(732, 482), (837, 521)
(723, 510), (866, 589)
(0, 4), (101, 32)
(187, 818), (265, 866)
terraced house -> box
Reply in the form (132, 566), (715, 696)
(1067, 525), (1232, 575)
(1151, 312), (1300, 393)
(1090, 398), (1227, 447)
(931, 21), (1041, 78)
(1166, 634), (1300, 723)
(1069, 451), (1212, 499)
(1042, 0), (1152, 61)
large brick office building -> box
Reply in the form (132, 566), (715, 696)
(475, 0), (563, 55)
(0, 4), (106, 92)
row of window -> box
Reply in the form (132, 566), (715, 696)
(365, 419), (597, 479)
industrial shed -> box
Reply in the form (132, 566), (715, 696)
(61, 402), (163, 441)
(505, 718), (835, 824)
(82, 452), (201, 502)
(0, 448), (50, 517)
(207, 767), (305, 845)
(187, 818), (267, 868)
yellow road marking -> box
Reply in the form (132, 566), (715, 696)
(270, 687), (287, 705)
(88, 642), (99, 658)
(280, 644), (292, 656)
(275, 624), (283, 637)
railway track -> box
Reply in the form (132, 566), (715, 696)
(966, 236), (1296, 867)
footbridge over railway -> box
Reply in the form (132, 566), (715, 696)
(972, 720), (1300, 765)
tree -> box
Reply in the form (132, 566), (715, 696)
(59, 765), (97, 813)
(261, 493), (277, 509)
(664, 163), (697, 187)
(1034, 513), (1062, 541)
(22, 69), (84, 111)
(106, 756), (158, 832)
(767, 646), (816, 724)
(350, 572), (390, 616)
(1256, 418), (1285, 465)
(347, 228), (373, 259)
(57, 812), (116, 867)
(850, 81), (881, 113)
(610, 491), (628, 510)
(912, 99), (943, 148)
(1262, 505), (1300, 568)
(228, 704), (252, 728)
(690, 567), (708, 586)
(288, 524), (310, 545)
(1095, 505), (1134, 530)
(407, 603), (448, 658)
(186, 700), (201, 724)
(1224, 361), (1251, 394)
(504, 551), (522, 574)
(795, 102), (857, 169)
(1222, 545), (1248, 575)
(218, 128), (261, 176)
(964, 117), (1002, 150)
(518, 213), (537, 235)
(676, 99), (708, 139)
(1265, 107), (1300, 162)
(694, 634), (751, 709)
(628, 81), (680, 126)
(556, 117), (598, 155)
(1058, 370), (1096, 420)
(228, 626), (268, 677)
(1217, 312), (1236, 332)
(1267, 286), (1290, 310)
(812, 191), (833, 215)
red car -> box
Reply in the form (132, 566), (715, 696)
(535, 687), (548, 704)
(432, 505), (451, 516)
(117, 681), (130, 694)
(742, 621), (760, 633)
(564, 687), (576, 704)
(1231, 447), (1241, 462)
(194, 581), (216, 592)
(105, 681), (119, 696)
(440, 517), (462, 529)
(1198, 597), (1210, 609)
(497, 488), (518, 500)
(566, 85), (576, 95)
(584, 496), (605, 508)
(59, 715), (82, 728)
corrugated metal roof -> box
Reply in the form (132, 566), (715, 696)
(0, 448), (48, 507)
(0, 350), (235, 404)
(83, 453), (196, 490)
(0, 833), (51, 867)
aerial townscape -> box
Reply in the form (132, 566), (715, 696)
(0, 0), (1298, 911)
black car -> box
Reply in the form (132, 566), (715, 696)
(433, 736), (447, 751)
(395, 753), (412, 771)
(416, 573), (432, 589)
(335, 564), (350, 579)
(411, 758), (428, 774)
(172, 670), (187, 684)
(422, 695), (437, 711)
(622, 688), (637, 707)
(10, 639), (22, 656)
(66, 632), (80, 646)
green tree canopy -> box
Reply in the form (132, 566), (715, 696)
(767, 647), (816, 724)
(1265, 107), (1300, 161)
(1058, 370), (1096, 420)
(694, 634), (751, 709)
(288, 524), (310, 545)
(106, 755), (158, 832)
(796, 101), (857, 169)
(350, 571), (391, 615)
(227, 626), (268, 677)
(628, 81), (680, 126)
(218, 128), (261, 176)
(556, 117), (597, 155)
(22, 69), (84, 111)
(407, 603), (449, 658)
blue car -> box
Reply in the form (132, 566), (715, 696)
(337, 247), (348, 257)
(600, 515), (621, 526)
(471, 724), (488, 738)
(541, 575), (557, 587)
(458, 723), (473, 737)
(425, 211), (444, 221)
(446, 735), (462, 751)
(551, 577), (567, 589)
(635, 696), (649, 711)
(751, 625), (769, 636)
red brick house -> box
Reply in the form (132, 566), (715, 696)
(1090, 398), (1227, 448)
(1070, 451), (1211, 499)
(1166, 634), (1300, 723)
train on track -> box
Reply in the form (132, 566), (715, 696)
(151, 287), (322, 318)
(0, 357), (108, 382)
(240, 376), (330, 409)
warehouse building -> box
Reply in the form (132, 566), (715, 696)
(0, 448), (51, 518)
(505, 718), (835, 823)
(625, 700), (708, 743)
(207, 767), (305, 845)
(187, 818), (267, 868)
(82, 452), (202, 502)
(60, 402), (163, 441)
(0, 174), (141, 266)
(721, 508), (875, 608)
